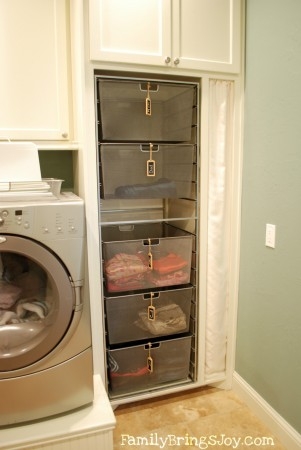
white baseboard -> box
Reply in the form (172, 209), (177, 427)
(232, 372), (301, 450)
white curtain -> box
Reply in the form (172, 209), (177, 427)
(205, 79), (234, 379)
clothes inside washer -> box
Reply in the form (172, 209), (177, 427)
(0, 280), (22, 309)
(1, 252), (47, 298)
(0, 253), (49, 325)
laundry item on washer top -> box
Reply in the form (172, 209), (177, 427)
(114, 178), (177, 199)
(0, 142), (41, 182)
(135, 302), (187, 336)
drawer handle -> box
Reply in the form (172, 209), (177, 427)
(145, 342), (160, 350)
(143, 238), (160, 246)
(143, 292), (160, 300)
(118, 224), (134, 232)
(140, 144), (159, 152)
(139, 82), (159, 93)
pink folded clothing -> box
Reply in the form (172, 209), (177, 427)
(150, 270), (190, 287)
(104, 252), (190, 291)
(0, 281), (22, 309)
(106, 272), (146, 292)
(105, 253), (149, 281)
(152, 253), (188, 275)
(105, 252), (150, 291)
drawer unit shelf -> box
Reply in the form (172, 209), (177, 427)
(99, 143), (197, 200)
(99, 198), (198, 225)
(102, 222), (194, 293)
(96, 78), (196, 143)
(95, 73), (200, 400)
(105, 287), (193, 345)
(107, 335), (192, 396)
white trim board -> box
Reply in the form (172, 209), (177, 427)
(233, 372), (301, 450)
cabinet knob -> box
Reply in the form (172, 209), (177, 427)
(165, 56), (171, 64)
(174, 58), (180, 65)
(62, 132), (68, 138)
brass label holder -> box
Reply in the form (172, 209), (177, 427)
(145, 81), (151, 116)
(148, 292), (156, 321)
(147, 143), (156, 177)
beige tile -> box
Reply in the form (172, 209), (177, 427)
(187, 408), (286, 449)
(113, 388), (287, 450)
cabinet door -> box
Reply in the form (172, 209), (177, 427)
(172, 0), (241, 73)
(0, 0), (70, 141)
(89, 0), (171, 66)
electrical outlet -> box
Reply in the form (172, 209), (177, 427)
(265, 224), (276, 248)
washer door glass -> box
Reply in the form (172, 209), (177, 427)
(0, 235), (75, 371)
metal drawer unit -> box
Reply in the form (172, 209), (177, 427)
(95, 72), (200, 400)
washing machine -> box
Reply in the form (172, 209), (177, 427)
(0, 192), (94, 426)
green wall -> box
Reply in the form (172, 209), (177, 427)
(38, 150), (74, 191)
(236, 0), (301, 433)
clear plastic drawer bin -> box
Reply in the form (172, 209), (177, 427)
(97, 79), (195, 142)
(105, 287), (193, 344)
(102, 223), (193, 293)
(108, 335), (192, 395)
(99, 144), (195, 199)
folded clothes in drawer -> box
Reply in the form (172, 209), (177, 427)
(108, 335), (192, 395)
(102, 223), (193, 293)
(97, 78), (195, 142)
(105, 287), (193, 344)
(99, 144), (195, 199)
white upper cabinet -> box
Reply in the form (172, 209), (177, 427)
(0, 0), (71, 141)
(89, 0), (172, 66)
(89, 0), (241, 73)
(172, 0), (241, 73)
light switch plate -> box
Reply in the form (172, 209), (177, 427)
(265, 223), (276, 248)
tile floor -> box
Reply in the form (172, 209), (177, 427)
(113, 386), (287, 449)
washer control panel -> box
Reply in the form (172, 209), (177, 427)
(0, 207), (34, 235)
(0, 197), (85, 239)
(35, 203), (85, 239)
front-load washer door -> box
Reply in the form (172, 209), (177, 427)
(0, 235), (76, 371)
